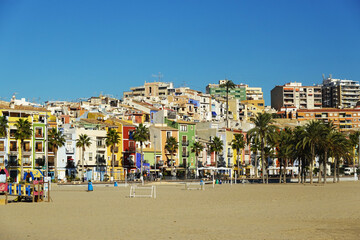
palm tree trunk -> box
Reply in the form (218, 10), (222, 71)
(324, 151), (327, 184)
(112, 145), (115, 179)
(54, 147), (58, 182)
(196, 153), (198, 179)
(82, 146), (85, 182)
(20, 140), (24, 182)
(336, 160), (340, 183)
(298, 158), (301, 184)
(254, 151), (258, 178)
(284, 158), (287, 184)
(237, 152), (240, 176)
(171, 151), (174, 176)
(318, 158), (322, 184)
(333, 157), (337, 183)
(140, 142), (143, 178)
(279, 158), (282, 183)
(310, 147), (314, 184)
(261, 141), (265, 184)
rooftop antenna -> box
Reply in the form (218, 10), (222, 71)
(322, 74), (325, 80)
(152, 72), (163, 82)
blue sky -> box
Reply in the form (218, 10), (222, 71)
(0, 0), (359, 105)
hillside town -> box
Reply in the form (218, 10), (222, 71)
(1, 74), (359, 183)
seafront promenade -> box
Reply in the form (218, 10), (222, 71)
(2, 181), (360, 240)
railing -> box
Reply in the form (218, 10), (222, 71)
(66, 148), (74, 154)
(182, 152), (189, 157)
(182, 141), (189, 146)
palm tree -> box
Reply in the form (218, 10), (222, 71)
(349, 130), (360, 178)
(191, 141), (204, 178)
(248, 135), (260, 178)
(0, 116), (8, 137)
(210, 136), (223, 169)
(248, 112), (278, 184)
(231, 133), (245, 176)
(105, 128), (121, 179)
(299, 120), (326, 184)
(14, 118), (32, 181)
(329, 131), (351, 183)
(165, 136), (178, 176)
(319, 122), (336, 184)
(220, 79), (236, 128)
(48, 128), (65, 181)
(133, 123), (150, 180)
(76, 134), (92, 182)
(275, 128), (293, 183)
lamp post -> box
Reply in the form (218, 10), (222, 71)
(154, 135), (157, 178)
(355, 134), (359, 180)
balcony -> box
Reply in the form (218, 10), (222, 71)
(66, 147), (74, 154)
(181, 140), (189, 146)
(128, 146), (136, 152)
(23, 148), (32, 155)
(10, 147), (18, 154)
(182, 152), (189, 157)
(97, 144), (106, 149)
(227, 153), (233, 157)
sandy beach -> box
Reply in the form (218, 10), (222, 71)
(1, 181), (360, 240)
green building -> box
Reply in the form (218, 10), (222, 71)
(165, 119), (196, 170)
(206, 80), (246, 100)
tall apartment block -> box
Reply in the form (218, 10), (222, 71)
(206, 80), (264, 102)
(206, 80), (247, 100)
(123, 81), (175, 98)
(321, 76), (360, 108)
(271, 82), (322, 111)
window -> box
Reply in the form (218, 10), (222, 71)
(0, 141), (4, 151)
(10, 141), (17, 151)
(166, 131), (171, 139)
(23, 156), (31, 166)
(35, 127), (43, 138)
(180, 125), (187, 132)
(10, 129), (17, 138)
(24, 142), (31, 152)
(35, 142), (43, 152)
(89, 152), (93, 162)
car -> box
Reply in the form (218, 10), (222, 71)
(344, 167), (354, 175)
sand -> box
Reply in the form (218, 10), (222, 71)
(1, 181), (360, 240)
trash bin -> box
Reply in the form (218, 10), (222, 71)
(114, 181), (118, 187)
(88, 181), (93, 191)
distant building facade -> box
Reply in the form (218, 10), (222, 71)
(271, 82), (322, 111)
(321, 76), (360, 108)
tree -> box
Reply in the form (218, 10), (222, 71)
(191, 141), (204, 178)
(105, 128), (121, 179)
(349, 130), (360, 178)
(248, 135), (260, 178)
(299, 120), (326, 184)
(76, 134), (91, 182)
(220, 80), (236, 128)
(0, 116), (8, 137)
(165, 136), (178, 176)
(248, 112), (278, 184)
(133, 123), (150, 181)
(231, 133), (246, 176)
(14, 118), (32, 181)
(210, 136), (223, 169)
(329, 131), (351, 183)
(275, 128), (293, 183)
(48, 128), (65, 181)
(319, 122), (336, 184)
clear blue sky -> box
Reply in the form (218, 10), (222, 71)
(0, 0), (359, 105)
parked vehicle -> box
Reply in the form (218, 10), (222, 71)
(344, 167), (354, 175)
